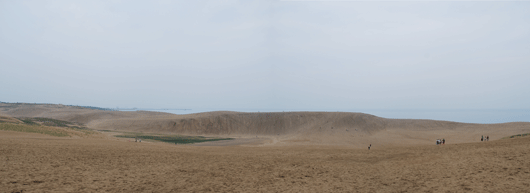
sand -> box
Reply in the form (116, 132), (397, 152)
(2, 103), (530, 192)
(1, 130), (529, 192)
(2, 103), (530, 147)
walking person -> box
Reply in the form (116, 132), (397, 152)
(443, 138), (445, 145)
(481, 135), (483, 142)
(487, 136), (489, 141)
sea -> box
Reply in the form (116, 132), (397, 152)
(118, 108), (530, 124)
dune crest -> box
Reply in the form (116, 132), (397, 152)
(2, 103), (529, 147)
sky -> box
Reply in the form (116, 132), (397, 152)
(1, 0), (529, 111)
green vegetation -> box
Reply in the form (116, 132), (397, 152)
(18, 118), (38, 125)
(506, 133), (530, 139)
(114, 134), (232, 144)
(70, 126), (90, 130)
(2, 117), (96, 137)
(0, 123), (69, 137)
(15, 117), (88, 128)
(32, 117), (72, 127)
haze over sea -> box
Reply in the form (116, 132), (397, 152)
(120, 109), (530, 124)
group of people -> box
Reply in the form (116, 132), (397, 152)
(366, 135), (491, 149)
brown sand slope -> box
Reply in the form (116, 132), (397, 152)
(1, 130), (529, 192)
(2, 103), (530, 147)
(0, 115), (22, 124)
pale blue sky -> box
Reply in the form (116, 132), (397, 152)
(1, 0), (529, 110)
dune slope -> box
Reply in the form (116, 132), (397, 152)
(2, 130), (530, 192)
(2, 103), (529, 147)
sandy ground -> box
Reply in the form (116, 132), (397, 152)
(2, 104), (530, 192)
(1, 130), (529, 192)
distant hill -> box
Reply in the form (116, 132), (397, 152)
(0, 102), (115, 111)
(1, 102), (529, 147)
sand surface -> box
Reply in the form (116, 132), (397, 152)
(2, 103), (530, 192)
(1, 130), (529, 192)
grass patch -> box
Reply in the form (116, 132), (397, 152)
(0, 123), (69, 137)
(32, 117), (72, 127)
(15, 117), (92, 132)
(2, 117), (96, 137)
(505, 133), (530, 139)
(17, 118), (38, 125)
(16, 117), (74, 127)
(69, 126), (90, 130)
(114, 134), (232, 144)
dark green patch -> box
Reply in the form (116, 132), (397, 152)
(0, 123), (69, 137)
(69, 126), (89, 130)
(15, 117), (91, 132)
(506, 133), (530, 139)
(32, 117), (72, 127)
(17, 118), (38, 125)
(114, 134), (232, 144)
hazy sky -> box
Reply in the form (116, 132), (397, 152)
(1, 0), (529, 110)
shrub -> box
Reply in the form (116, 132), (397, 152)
(0, 123), (69, 137)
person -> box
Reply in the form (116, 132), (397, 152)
(368, 144), (371, 150)
(487, 136), (489, 141)
(481, 135), (483, 141)
(443, 139), (445, 145)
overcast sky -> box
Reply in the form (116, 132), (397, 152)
(1, 0), (529, 110)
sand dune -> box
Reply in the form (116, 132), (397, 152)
(2, 103), (529, 147)
(0, 114), (22, 124)
(1, 130), (529, 192)
(2, 103), (530, 192)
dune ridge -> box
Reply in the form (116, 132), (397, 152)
(2, 103), (529, 147)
